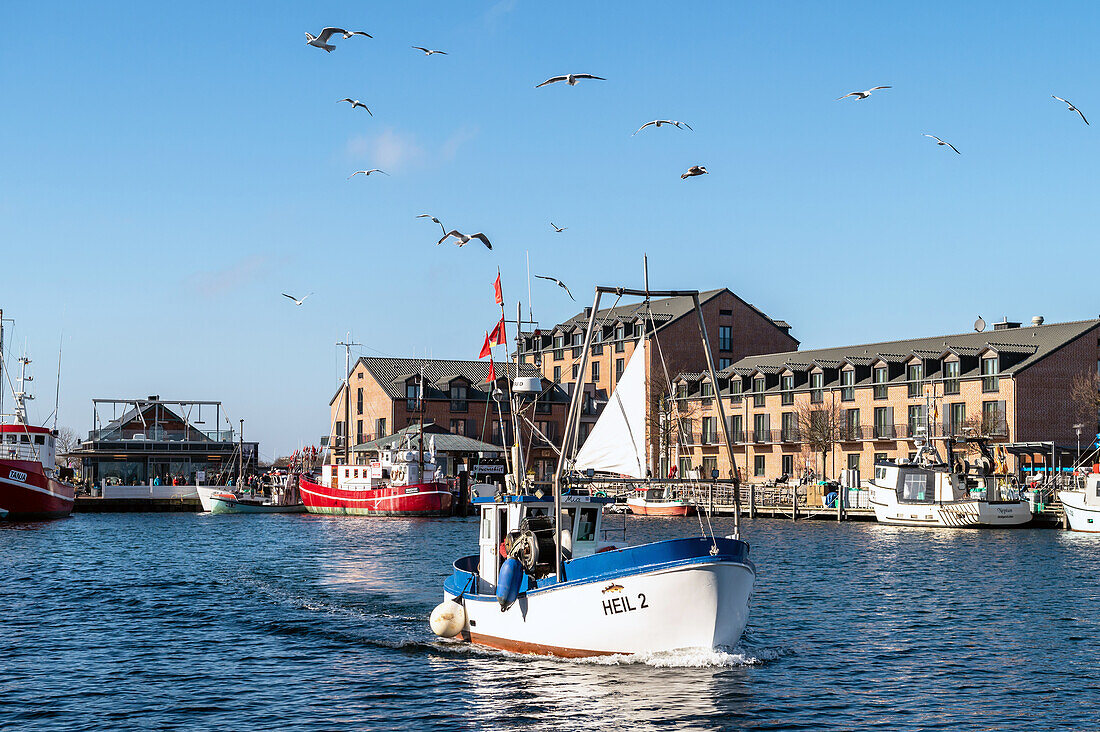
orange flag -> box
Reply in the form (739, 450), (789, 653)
(479, 331), (492, 359)
(494, 271), (503, 305)
(489, 317), (506, 346)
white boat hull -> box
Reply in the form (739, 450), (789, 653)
(196, 486), (234, 512)
(870, 487), (1032, 527)
(446, 557), (754, 657)
(1059, 490), (1100, 532)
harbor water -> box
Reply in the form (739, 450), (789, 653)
(3, 514), (1098, 731)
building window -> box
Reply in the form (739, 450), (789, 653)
(676, 383), (688, 400)
(840, 370), (855, 401)
(949, 403), (966, 436)
(700, 382), (714, 406)
(752, 377), (765, 408)
(873, 366), (888, 400)
(679, 456), (692, 477)
(719, 325), (732, 352)
(356, 387), (363, 414)
(406, 381), (420, 412)
(781, 454), (794, 477)
(873, 406), (893, 439)
(449, 419), (465, 435)
(729, 414), (743, 443)
(943, 360), (960, 395)
(572, 364), (579, 380)
(615, 325), (625, 352)
(982, 400), (1007, 437)
(781, 412), (797, 442)
(874, 452), (888, 464)
(908, 404), (925, 438)
(616, 358), (625, 380)
(847, 454), (860, 472)
(907, 363), (923, 398)
(701, 417), (717, 444)
(356, 419), (363, 444)
(810, 372), (824, 403)
(981, 357), (1000, 392)
(375, 418), (386, 437)
(754, 455), (766, 477)
(753, 413), (768, 443)
(450, 384), (468, 412)
(491, 420), (504, 445)
(701, 456), (718, 478)
(678, 418), (694, 444)
(553, 365), (561, 382)
(719, 358), (732, 370)
(730, 378), (742, 403)
(592, 361), (600, 382)
(592, 342), (603, 356)
(844, 408), (860, 440)
(781, 375), (794, 405)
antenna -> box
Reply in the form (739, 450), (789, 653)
(336, 333), (362, 465)
(52, 331), (63, 431)
(526, 250), (533, 323)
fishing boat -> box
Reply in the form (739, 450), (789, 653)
(430, 284), (756, 657)
(868, 415), (1031, 527)
(207, 472), (305, 514)
(1059, 473), (1100, 532)
(625, 485), (696, 516)
(0, 312), (76, 521)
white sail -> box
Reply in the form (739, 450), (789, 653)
(573, 338), (647, 478)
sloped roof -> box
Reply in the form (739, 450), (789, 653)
(334, 357), (563, 404)
(731, 319), (1100, 377)
(352, 422), (503, 454)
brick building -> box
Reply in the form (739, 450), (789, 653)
(329, 357), (570, 482)
(516, 288), (798, 473)
(671, 317), (1100, 482)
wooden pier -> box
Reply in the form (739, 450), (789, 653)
(74, 496), (202, 513)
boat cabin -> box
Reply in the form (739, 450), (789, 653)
(0, 424), (57, 470)
(872, 461), (1018, 504)
(472, 493), (614, 593)
(1081, 474), (1100, 507)
(322, 449), (442, 490)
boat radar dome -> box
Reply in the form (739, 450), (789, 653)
(512, 376), (542, 393)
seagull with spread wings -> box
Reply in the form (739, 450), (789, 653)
(633, 120), (693, 135)
(681, 165), (708, 179)
(550, 222), (567, 233)
(535, 73), (605, 88)
(923, 134), (961, 154)
(535, 275), (574, 301)
(418, 214), (447, 236)
(282, 292), (313, 306)
(1052, 95), (1089, 125)
(836, 86), (891, 101)
(305, 27), (372, 52)
(412, 46), (447, 55)
(337, 98), (372, 115)
(347, 169), (389, 179)
(438, 230), (493, 250)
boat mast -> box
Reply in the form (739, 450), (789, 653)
(336, 335), (361, 466)
(419, 363), (425, 482)
(239, 418), (244, 485)
(0, 308), (4, 423)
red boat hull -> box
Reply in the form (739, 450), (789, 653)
(299, 475), (453, 516)
(0, 459), (75, 520)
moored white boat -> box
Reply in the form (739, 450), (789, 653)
(1059, 474), (1100, 532)
(625, 486), (695, 516)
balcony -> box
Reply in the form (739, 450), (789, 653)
(752, 430), (770, 444)
(780, 428), (800, 443)
(873, 424), (898, 440)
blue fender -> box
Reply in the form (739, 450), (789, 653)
(496, 557), (522, 611)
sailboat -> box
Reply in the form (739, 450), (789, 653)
(430, 285), (756, 657)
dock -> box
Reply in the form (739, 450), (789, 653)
(74, 496), (202, 513)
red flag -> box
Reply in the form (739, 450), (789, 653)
(479, 331), (492, 359)
(487, 356), (496, 383)
(489, 317), (506, 346)
(493, 272), (503, 305)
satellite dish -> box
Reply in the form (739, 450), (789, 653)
(974, 316), (986, 333)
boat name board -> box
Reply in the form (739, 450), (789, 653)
(602, 592), (649, 616)
(405, 486), (419, 494)
(8, 470), (27, 483)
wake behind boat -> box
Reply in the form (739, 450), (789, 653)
(430, 282), (755, 657)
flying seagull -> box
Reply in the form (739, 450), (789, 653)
(282, 292), (313, 306)
(550, 222), (567, 233)
(347, 169), (389, 178)
(836, 86), (891, 101)
(417, 213), (447, 236)
(438, 230), (493, 250)
(337, 98), (372, 115)
(535, 73), (605, 88)
(1052, 95), (1088, 126)
(633, 120), (693, 135)
(681, 165), (708, 179)
(535, 274), (574, 301)
(922, 134), (961, 154)
(305, 28), (372, 52)
(412, 46), (447, 56)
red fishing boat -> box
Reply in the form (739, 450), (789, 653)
(0, 321), (76, 521)
(299, 457), (453, 517)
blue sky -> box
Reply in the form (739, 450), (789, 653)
(2, 1), (1098, 457)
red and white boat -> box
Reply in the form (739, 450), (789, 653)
(625, 486), (696, 516)
(0, 338), (75, 521)
(301, 450), (453, 516)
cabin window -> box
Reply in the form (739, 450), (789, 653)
(20, 435), (29, 444)
(34, 435), (45, 445)
(576, 508), (598, 542)
(876, 466), (887, 480)
(527, 507), (549, 518)
(344, 468), (350, 478)
(900, 472), (930, 502)
(353, 469), (359, 478)
(481, 508), (493, 539)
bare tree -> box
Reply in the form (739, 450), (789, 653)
(55, 426), (80, 468)
(796, 399), (842, 479)
(1070, 370), (1100, 425)
(667, 391), (704, 477)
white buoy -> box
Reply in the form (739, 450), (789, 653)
(430, 600), (466, 638)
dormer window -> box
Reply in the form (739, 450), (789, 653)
(981, 357), (999, 392)
(810, 372), (824, 403)
(781, 374), (794, 405)
(873, 366), (888, 400)
(752, 376), (765, 407)
(730, 378), (742, 403)
(907, 363), (923, 398)
(943, 361), (960, 394)
(700, 382), (714, 406)
(406, 381), (420, 411)
(615, 325), (626, 352)
(450, 383), (468, 412)
(840, 370), (855, 401)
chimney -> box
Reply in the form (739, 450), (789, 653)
(992, 317), (1021, 331)
(584, 307), (592, 318)
(1030, 315), (1045, 327)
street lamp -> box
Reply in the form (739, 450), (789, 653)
(1073, 423), (1084, 468)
